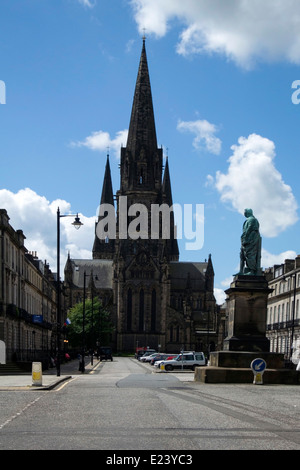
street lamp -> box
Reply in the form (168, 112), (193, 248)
(56, 207), (83, 376)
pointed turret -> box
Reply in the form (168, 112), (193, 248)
(93, 155), (115, 259)
(162, 157), (172, 204)
(100, 154), (114, 207)
(205, 254), (215, 292)
(162, 157), (179, 260)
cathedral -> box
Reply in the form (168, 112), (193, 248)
(64, 39), (217, 353)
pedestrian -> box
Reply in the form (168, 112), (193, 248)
(78, 353), (82, 371)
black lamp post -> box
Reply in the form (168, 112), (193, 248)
(56, 207), (83, 376)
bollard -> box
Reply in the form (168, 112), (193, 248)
(32, 362), (43, 386)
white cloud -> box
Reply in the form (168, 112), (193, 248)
(130, 0), (300, 68)
(177, 119), (221, 155)
(214, 288), (226, 305)
(261, 248), (297, 269)
(0, 188), (94, 274)
(71, 129), (128, 159)
(214, 134), (298, 237)
(78, 0), (96, 8)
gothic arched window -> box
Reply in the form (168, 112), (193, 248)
(139, 289), (144, 331)
(151, 289), (156, 331)
(127, 289), (132, 331)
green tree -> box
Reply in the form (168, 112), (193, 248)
(66, 299), (113, 351)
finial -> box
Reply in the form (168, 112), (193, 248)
(142, 28), (146, 42)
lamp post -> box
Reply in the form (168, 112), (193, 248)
(57, 207), (83, 376)
(82, 271), (98, 372)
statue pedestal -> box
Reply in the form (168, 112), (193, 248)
(223, 274), (271, 352)
(194, 275), (300, 384)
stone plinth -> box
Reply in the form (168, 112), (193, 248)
(223, 274), (271, 352)
(193, 275), (300, 384)
(209, 351), (284, 369)
(195, 366), (300, 384)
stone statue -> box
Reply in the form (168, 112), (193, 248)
(237, 208), (262, 276)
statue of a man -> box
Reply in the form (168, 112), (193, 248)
(238, 208), (262, 276)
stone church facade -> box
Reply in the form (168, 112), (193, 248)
(64, 39), (218, 353)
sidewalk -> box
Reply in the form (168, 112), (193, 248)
(0, 358), (103, 391)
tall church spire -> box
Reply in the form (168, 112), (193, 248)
(126, 37), (158, 157)
(120, 38), (162, 192)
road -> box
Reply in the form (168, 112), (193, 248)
(0, 357), (299, 452)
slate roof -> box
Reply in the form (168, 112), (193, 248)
(169, 261), (207, 290)
(70, 259), (113, 290)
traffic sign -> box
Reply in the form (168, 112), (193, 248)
(251, 358), (267, 372)
(250, 358), (267, 385)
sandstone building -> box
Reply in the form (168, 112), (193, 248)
(266, 255), (300, 363)
(0, 209), (57, 364)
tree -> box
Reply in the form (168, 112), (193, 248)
(66, 299), (113, 351)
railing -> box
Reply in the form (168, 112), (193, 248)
(267, 319), (300, 330)
(6, 348), (78, 370)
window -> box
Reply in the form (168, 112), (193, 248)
(275, 266), (283, 278)
(127, 289), (132, 330)
(195, 354), (204, 361)
(184, 354), (194, 361)
(139, 289), (144, 331)
(151, 289), (156, 331)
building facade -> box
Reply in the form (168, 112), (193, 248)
(265, 255), (300, 363)
(0, 209), (57, 365)
(65, 39), (219, 354)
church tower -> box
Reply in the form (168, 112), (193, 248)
(65, 38), (218, 355)
(112, 38), (178, 351)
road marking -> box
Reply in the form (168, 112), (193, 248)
(0, 396), (43, 430)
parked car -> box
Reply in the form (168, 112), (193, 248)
(154, 355), (178, 368)
(151, 354), (176, 365)
(150, 353), (168, 365)
(137, 349), (156, 361)
(159, 352), (205, 371)
(140, 352), (159, 363)
(99, 346), (113, 361)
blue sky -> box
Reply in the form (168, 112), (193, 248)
(1, 0), (300, 304)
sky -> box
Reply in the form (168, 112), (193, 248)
(1, 0), (300, 305)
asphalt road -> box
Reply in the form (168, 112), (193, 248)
(0, 356), (299, 453)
